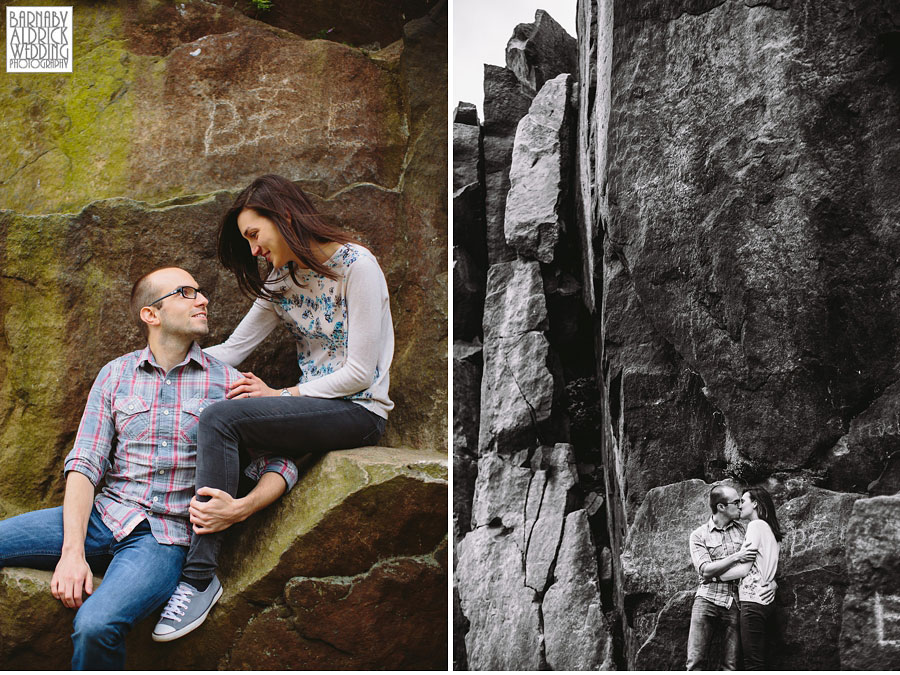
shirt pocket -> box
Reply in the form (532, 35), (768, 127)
(114, 395), (152, 441)
(709, 544), (726, 560)
(178, 396), (208, 443)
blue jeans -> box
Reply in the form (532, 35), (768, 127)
(182, 396), (385, 580)
(686, 595), (740, 670)
(0, 506), (186, 670)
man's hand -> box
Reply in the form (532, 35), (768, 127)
(189, 487), (247, 534)
(226, 372), (277, 399)
(51, 552), (94, 609)
(735, 541), (758, 564)
(759, 579), (778, 604)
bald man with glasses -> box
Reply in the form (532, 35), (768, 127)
(0, 267), (298, 669)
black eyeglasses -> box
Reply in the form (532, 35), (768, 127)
(724, 499), (741, 507)
(147, 286), (207, 307)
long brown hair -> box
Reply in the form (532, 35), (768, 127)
(744, 487), (784, 542)
(218, 175), (356, 300)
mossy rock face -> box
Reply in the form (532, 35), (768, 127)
(0, 447), (447, 669)
(206, 0), (437, 49)
(0, 0), (447, 517)
(0, 0), (406, 214)
(0, 188), (442, 514)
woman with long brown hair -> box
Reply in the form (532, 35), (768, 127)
(152, 174), (393, 641)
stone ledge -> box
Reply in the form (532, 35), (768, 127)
(0, 446), (448, 670)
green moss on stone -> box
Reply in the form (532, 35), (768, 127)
(0, 3), (142, 214)
(0, 215), (69, 509)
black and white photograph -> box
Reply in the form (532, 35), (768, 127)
(453, 0), (900, 670)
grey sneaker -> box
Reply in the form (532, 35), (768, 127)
(152, 576), (223, 642)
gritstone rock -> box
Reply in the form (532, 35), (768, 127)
(0, 448), (447, 669)
(478, 260), (554, 454)
(543, 509), (615, 670)
(505, 74), (573, 264)
(482, 65), (535, 265)
(840, 494), (900, 670)
(505, 9), (578, 93)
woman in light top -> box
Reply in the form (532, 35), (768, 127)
(152, 174), (393, 642)
(720, 486), (783, 670)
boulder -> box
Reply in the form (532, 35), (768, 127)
(453, 114), (487, 266)
(543, 509), (615, 670)
(840, 495), (900, 670)
(482, 65), (535, 265)
(505, 74), (574, 263)
(505, 10), (578, 93)
(393, 0), (450, 454)
(224, 555), (446, 670)
(817, 377), (900, 494)
(454, 101), (479, 126)
(0, 192), (439, 514)
(482, 259), (547, 340)
(458, 444), (588, 670)
(0, 567), (101, 670)
(523, 445), (578, 591)
(455, 523), (543, 670)
(0, 0), (447, 503)
(478, 263), (555, 454)
(0, 447), (448, 670)
(0, 2), (447, 518)
(2, 2), (406, 214)
(453, 119), (482, 190)
(470, 451), (533, 532)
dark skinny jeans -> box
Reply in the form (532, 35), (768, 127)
(740, 600), (775, 670)
(181, 395), (385, 581)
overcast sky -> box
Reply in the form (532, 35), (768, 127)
(452, 0), (577, 118)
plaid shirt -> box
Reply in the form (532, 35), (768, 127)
(689, 517), (746, 608)
(64, 343), (298, 546)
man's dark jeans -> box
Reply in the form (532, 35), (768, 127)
(181, 396), (385, 581)
(686, 595), (740, 670)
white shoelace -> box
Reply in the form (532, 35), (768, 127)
(159, 583), (195, 622)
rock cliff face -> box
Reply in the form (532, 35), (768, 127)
(454, 0), (899, 669)
(0, 0), (446, 669)
(0, 449), (448, 669)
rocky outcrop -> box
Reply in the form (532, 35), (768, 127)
(506, 10), (578, 95)
(482, 65), (535, 265)
(583, 0), (900, 668)
(454, 16), (612, 670)
(0, 448), (448, 670)
(840, 494), (900, 670)
(0, 0), (446, 518)
(505, 73), (573, 263)
(457, 446), (612, 670)
(456, 0), (899, 669)
(478, 260), (554, 455)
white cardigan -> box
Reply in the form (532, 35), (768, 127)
(206, 244), (394, 419)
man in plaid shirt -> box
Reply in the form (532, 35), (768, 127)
(0, 267), (298, 670)
(687, 484), (774, 670)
